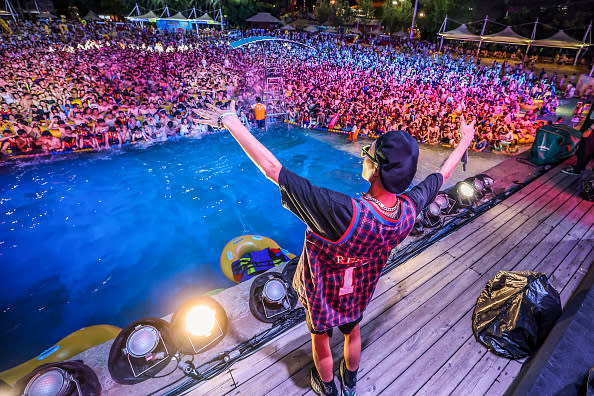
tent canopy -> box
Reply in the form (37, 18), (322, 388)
(127, 10), (158, 22)
(438, 24), (481, 41)
(277, 24), (295, 31)
(393, 30), (408, 37)
(162, 12), (187, 21)
(532, 30), (588, 49)
(193, 13), (220, 25)
(246, 12), (281, 24)
(482, 26), (530, 44)
(84, 10), (100, 21)
(439, 21), (590, 50)
(304, 25), (318, 32)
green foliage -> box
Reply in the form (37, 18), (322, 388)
(359, 0), (374, 19)
(222, 0), (255, 27)
(316, 0), (331, 24)
(382, 0), (412, 32)
(334, 0), (353, 26)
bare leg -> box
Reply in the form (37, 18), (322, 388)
(344, 324), (361, 371)
(312, 332), (333, 382)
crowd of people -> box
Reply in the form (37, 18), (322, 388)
(0, 18), (583, 158)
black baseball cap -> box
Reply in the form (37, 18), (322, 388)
(374, 130), (419, 194)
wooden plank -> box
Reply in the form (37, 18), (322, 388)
(450, 350), (510, 396)
(198, 169), (580, 396)
(197, 172), (569, 395)
(484, 360), (524, 396)
(379, 311), (474, 395)
(250, 194), (545, 395)
(558, 241), (594, 307)
(418, 197), (592, 395)
(356, 183), (584, 394)
(264, 173), (578, 395)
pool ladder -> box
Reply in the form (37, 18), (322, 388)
(263, 66), (287, 123)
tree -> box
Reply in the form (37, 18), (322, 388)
(383, 0), (412, 32)
(316, 0), (330, 24)
(359, 0), (373, 19)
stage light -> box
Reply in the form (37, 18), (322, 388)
(108, 318), (176, 384)
(16, 361), (101, 396)
(459, 181), (475, 198)
(185, 306), (216, 337)
(170, 296), (228, 354)
(23, 367), (78, 396)
(249, 272), (298, 323)
(454, 180), (477, 208)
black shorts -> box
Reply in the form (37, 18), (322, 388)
(257, 119), (265, 128)
(305, 310), (362, 337)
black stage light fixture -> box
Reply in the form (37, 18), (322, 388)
(249, 272), (298, 323)
(454, 180), (478, 208)
(16, 361), (101, 396)
(108, 318), (176, 384)
(170, 296), (228, 355)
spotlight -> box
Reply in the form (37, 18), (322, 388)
(454, 180), (477, 208)
(108, 318), (176, 384)
(249, 272), (298, 323)
(24, 367), (79, 396)
(16, 361), (101, 396)
(434, 192), (457, 215)
(170, 296), (228, 354)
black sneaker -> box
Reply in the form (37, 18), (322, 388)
(310, 367), (338, 396)
(561, 167), (581, 176)
(339, 359), (357, 396)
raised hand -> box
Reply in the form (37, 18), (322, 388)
(459, 114), (476, 143)
(193, 101), (237, 129)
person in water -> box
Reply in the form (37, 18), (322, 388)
(196, 102), (476, 396)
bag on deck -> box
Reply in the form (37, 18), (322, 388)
(472, 271), (562, 359)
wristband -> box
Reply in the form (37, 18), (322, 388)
(217, 112), (237, 129)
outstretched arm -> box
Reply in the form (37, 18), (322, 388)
(195, 103), (282, 184)
(438, 114), (476, 183)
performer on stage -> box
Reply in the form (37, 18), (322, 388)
(196, 102), (476, 396)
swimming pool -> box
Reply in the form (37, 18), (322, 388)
(0, 126), (373, 369)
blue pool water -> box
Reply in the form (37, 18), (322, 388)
(0, 126), (372, 370)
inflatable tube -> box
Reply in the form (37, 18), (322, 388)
(220, 235), (295, 283)
(328, 113), (341, 130)
(520, 104), (538, 111)
(0, 324), (121, 385)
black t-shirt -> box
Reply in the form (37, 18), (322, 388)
(279, 167), (443, 242)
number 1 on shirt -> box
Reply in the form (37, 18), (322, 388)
(339, 267), (355, 296)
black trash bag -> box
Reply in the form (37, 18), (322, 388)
(472, 271), (562, 360)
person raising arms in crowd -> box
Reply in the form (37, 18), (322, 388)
(195, 101), (476, 396)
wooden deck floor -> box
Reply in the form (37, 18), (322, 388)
(189, 162), (594, 396)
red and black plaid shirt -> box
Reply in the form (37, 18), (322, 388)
(292, 195), (417, 332)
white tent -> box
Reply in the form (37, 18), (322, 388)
(84, 10), (101, 21)
(531, 30), (588, 49)
(161, 12), (187, 21)
(481, 26), (531, 45)
(393, 31), (408, 38)
(245, 12), (281, 24)
(304, 25), (318, 32)
(127, 10), (158, 22)
(277, 23), (295, 31)
(438, 24), (481, 41)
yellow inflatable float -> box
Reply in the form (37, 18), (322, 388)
(0, 324), (121, 385)
(220, 235), (296, 283)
